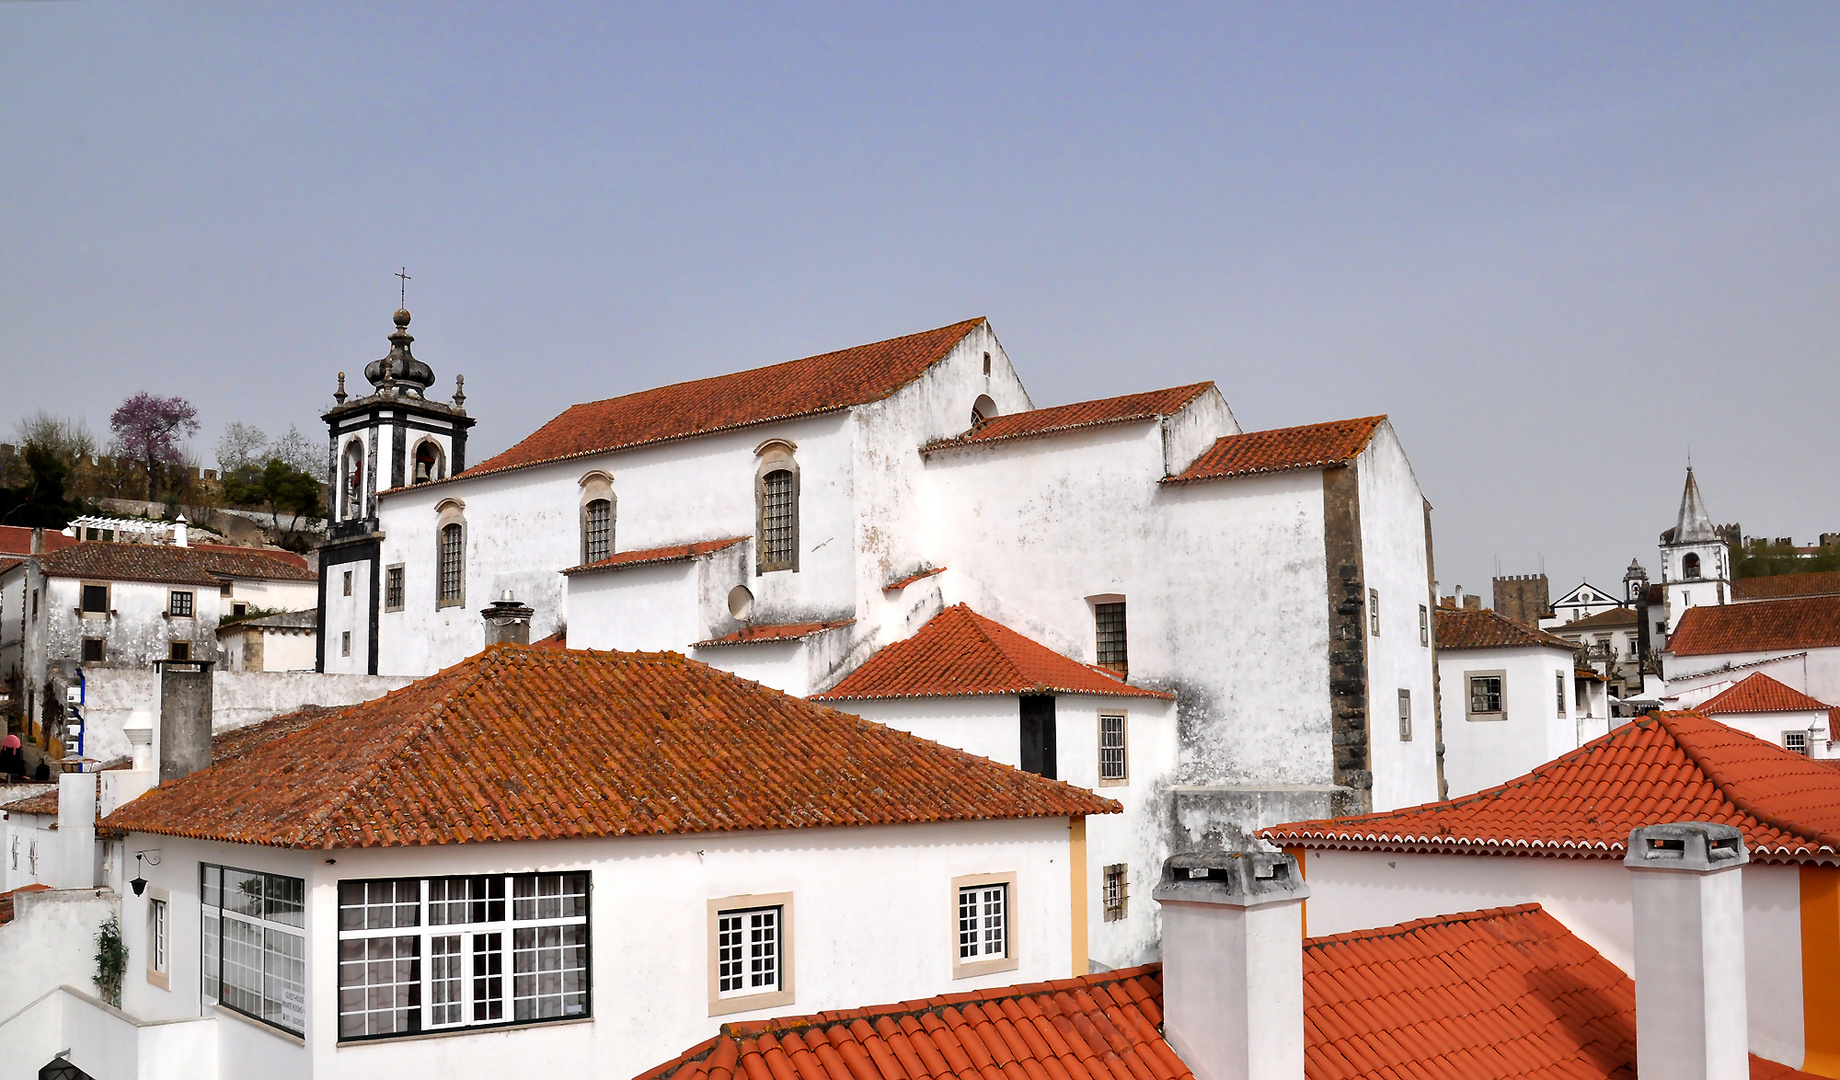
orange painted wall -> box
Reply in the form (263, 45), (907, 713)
(1803, 863), (1840, 1077)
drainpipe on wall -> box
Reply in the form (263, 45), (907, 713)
(1625, 821), (1749, 1080)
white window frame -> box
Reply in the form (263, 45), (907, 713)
(335, 872), (591, 1042)
(1098, 712), (1128, 785)
(1369, 589), (1380, 636)
(707, 892), (794, 1016)
(147, 889), (171, 990)
(1784, 730), (1809, 757)
(951, 872), (1018, 979)
(200, 863), (307, 1036)
(1466, 670), (1506, 721)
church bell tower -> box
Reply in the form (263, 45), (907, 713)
(1658, 467), (1729, 636)
(317, 306), (475, 673)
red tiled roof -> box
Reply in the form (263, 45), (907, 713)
(564, 537), (748, 576)
(1435, 608), (1577, 651)
(1262, 711), (1840, 861)
(37, 542), (221, 586)
(1162, 416), (1384, 484)
(1734, 570), (1840, 602)
(4, 788), (61, 815)
(920, 384), (1215, 453)
(637, 965), (1185, 1080)
(450, 319), (985, 483)
(0, 525), (77, 556)
(695, 619), (855, 647)
(812, 605), (1171, 702)
(882, 566), (946, 591)
(0, 557), (20, 576)
(101, 644), (1117, 849)
(189, 544), (317, 581)
(1668, 595), (1840, 657)
(1554, 606), (1639, 631)
(531, 629), (568, 650)
(1698, 673), (1830, 715)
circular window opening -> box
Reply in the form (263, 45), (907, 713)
(727, 585), (754, 620)
(970, 395), (998, 428)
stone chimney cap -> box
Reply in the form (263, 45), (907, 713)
(1152, 850), (1310, 907)
(1624, 821), (1748, 872)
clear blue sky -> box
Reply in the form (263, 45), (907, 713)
(4, 3), (1837, 597)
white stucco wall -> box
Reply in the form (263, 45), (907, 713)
(115, 815), (1077, 1079)
(1437, 643), (1581, 798)
(1705, 708), (1831, 757)
(42, 576), (222, 670)
(1666, 648), (1840, 710)
(220, 626), (318, 673)
(0, 886), (118, 1022)
(1293, 848), (1807, 1069)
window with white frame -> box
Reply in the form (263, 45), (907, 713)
(148, 896), (170, 984)
(1098, 713), (1127, 783)
(335, 872), (588, 1041)
(1419, 604), (1429, 646)
(952, 873), (1017, 979)
(200, 864), (307, 1035)
(1369, 589), (1380, 635)
(1784, 730), (1809, 757)
(1102, 864), (1128, 922)
(707, 893), (794, 1015)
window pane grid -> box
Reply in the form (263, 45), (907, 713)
(584, 500), (612, 564)
(958, 885), (1007, 959)
(385, 567), (404, 610)
(717, 907), (780, 996)
(760, 471), (795, 568)
(1094, 603), (1127, 676)
(1470, 677), (1503, 714)
(1099, 715), (1127, 781)
(438, 524), (464, 602)
(1102, 865), (1128, 922)
(169, 592), (193, 617)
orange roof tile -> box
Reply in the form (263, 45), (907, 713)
(812, 605), (1171, 702)
(1668, 595), (1840, 656)
(882, 565), (946, 591)
(36, 541), (222, 586)
(447, 319), (984, 484)
(1435, 608), (1577, 651)
(1734, 570), (1840, 602)
(0, 558), (20, 576)
(1555, 606), (1639, 631)
(101, 644), (1117, 849)
(695, 619), (855, 646)
(564, 536), (748, 576)
(638, 909), (1817, 1080)
(1162, 416), (1384, 484)
(1698, 673), (1830, 715)
(637, 965), (1186, 1080)
(188, 543), (317, 581)
(1261, 711), (1840, 861)
(0, 525), (77, 556)
(920, 384), (1215, 453)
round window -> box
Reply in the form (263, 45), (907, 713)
(727, 585), (754, 620)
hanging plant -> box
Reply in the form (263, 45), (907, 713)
(94, 913), (127, 1007)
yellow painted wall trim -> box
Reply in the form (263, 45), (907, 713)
(1803, 863), (1840, 1077)
(1070, 816), (1089, 974)
(1284, 844), (1308, 939)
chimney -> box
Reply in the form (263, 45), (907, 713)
(1463, 595), (1482, 610)
(1625, 822), (1749, 1080)
(480, 591), (534, 646)
(1153, 851), (1309, 1080)
(174, 514), (189, 548)
(157, 659), (214, 783)
(126, 707), (155, 773)
(30, 527), (43, 556)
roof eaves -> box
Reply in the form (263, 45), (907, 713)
(561, 537), (749, 577)
(920, 412), (1168, 455)
(1157, 457), (1349, 486)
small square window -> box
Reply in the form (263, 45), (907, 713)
(81, 583), (108, 614)
(1098, 714), (1127, 784)
(1369, 589), (1380, 635)
(168, 642), (191, 662)
(1397, 689), (1412, 741)
(385, 566), (405, 612)
(231, 602), (248, 618)
(1467, 673), (1505, 719)
(952, 873), (1018, 979)
(341, 631), (352, 657)
(168, 591), (194, 618)
(1784, 731), (1809, 757)
(81, 638), (104, 664)
(343, 571), (354, 597)
(1102, 864), (1128, 923)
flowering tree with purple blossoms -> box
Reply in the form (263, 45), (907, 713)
(109, 392), (199, 502)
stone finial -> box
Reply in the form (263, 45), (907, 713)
(334, 371), (348, 405)
(453, 373), (466, 409)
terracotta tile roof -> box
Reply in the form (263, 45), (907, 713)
(0, 525), (77, 556)
(0, 884), (53, 926)
(1667, 595), (1840, 657)
(1301, 903), (1817, 1080)
(4, 788), (62, 815)
(36, 542), (221, 586)
(564, 537), (748, 576)
(812, 605), (1171, 702)
(920, 384), (1215, 453)
(532, 629), (568, 650)
(695, 619), (855, 647)
(1734, 570), (1840, 602)
(1554, 606), (1639, 631)
(882, 566), (946, 591)
(188, 544), (317, 581)
(1698, 673), (1830, 715)
(1162, 416), (1384, 485)
(448, 319), (985, 484)
(1261, 711), (1840, 861)
(1435, 607), (1577, 651)
(101, 644), (1117, 849)
(0, 558), (20, 576)
(636, 965), (1186, 1080)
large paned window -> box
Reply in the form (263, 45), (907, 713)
(583, 499), (613, 564)
(438, 523), (465, 606)
(200, 864), (307, 1036)
(1094, 602), (1127, 677)
(336, 872), (589, 1042)
(715, 906), (781, 998)
(951, 872), (1018, 979)
(1098, 713), (1127, 783)
(758, 470), (797, 571)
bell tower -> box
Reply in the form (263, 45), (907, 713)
(1658, 467), (1729, 635)
(317, 307), (476, 673)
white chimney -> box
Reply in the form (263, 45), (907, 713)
(126, 707), (154, 772)
(173, 514), (189, 548)
(1625, 822), (1749, 1080)
(1153, 851), (1309, 1080)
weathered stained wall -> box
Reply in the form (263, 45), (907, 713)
(0, 887), (118, 1022)
(41, 576), (221, 670)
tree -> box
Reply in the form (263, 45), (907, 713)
(0, 441), (87, 527)
(215, 421), (270, 475)
(270, 424), (326, 482)
(109, 393), (198, 503)
(221, 458), (325, 537)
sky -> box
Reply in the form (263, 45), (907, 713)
(3, 3), (1837, 597)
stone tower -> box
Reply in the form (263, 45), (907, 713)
(1658, 467), (1728, 635)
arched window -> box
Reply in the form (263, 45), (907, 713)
(1683, 553), (1701, 580)
(578, 471), (615, 565)
(435, 499), (466, 608)
(971, 394), (997, 428)
(413, 440), (445, 485)
(342, 441), (366, 520)
(755, 441), (799, 574)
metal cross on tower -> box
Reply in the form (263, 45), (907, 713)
(396, 267), (411, 307)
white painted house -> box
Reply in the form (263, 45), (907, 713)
(3, 644), (1114, 1080)
(1665, 595), (1840, 707)
(1694, 671), (1835, 759)
(1261, 709), (1840, 1075)
(807, 603), (1178, 970)
(318, 312), (1441, 852)
(1432, 606), (1602, 799)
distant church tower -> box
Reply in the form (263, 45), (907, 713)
(1657, 467), (1728, 635)
(317, 307), (475, 673)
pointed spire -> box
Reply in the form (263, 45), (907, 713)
(1673, 467), (1717, 544)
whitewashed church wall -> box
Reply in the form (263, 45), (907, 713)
(567, 563), (703, 654)
(1158, 386), (1238, 476)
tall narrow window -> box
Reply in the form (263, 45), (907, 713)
(1397, 689), (1412, 741)
(1098, 713), (1127, 783)
(1683, 553), (1702, 579)
(413, 441), (445, 484)
(149, 897), (170, 979)
(1419, 604), (1429, 646)
(1369, 589), (1380, 635)
(1094, 602), (1127, 677)
(385, 566), (405, 611)
(1020, 696), (1056, 779)
(201, 865), (307, 1035)
(1555, 672), (1566, 716)
(583, 499), (612, 564)
(951, 874), (1017, 979)
(1102, 864), (1128, 922)
(438, 523), (464, 606)
(343, 441), (365, 520)
(759, 471), (796, 571)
